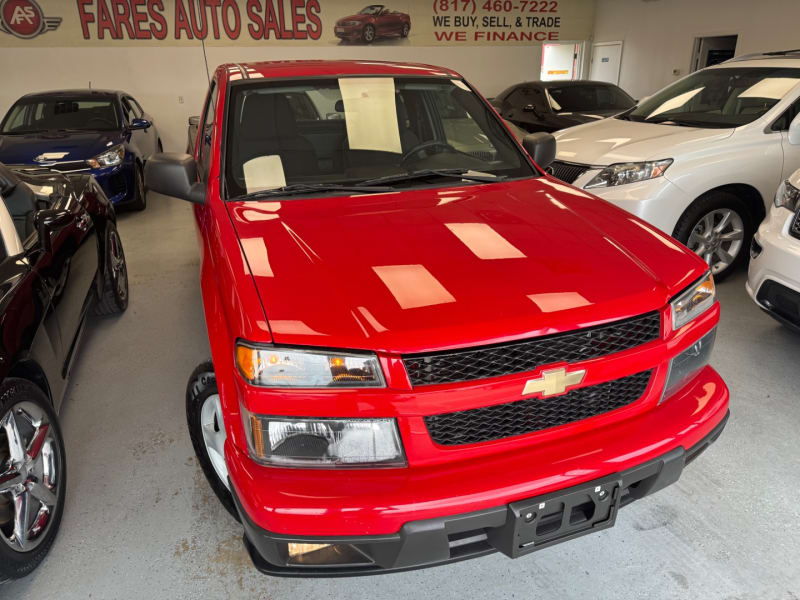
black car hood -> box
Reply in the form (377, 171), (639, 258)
(0, 130), (124, 164)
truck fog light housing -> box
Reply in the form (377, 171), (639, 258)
(242, 413), (406, 468)
(661, 328), (716, 403)
(287, 543), (373, 566)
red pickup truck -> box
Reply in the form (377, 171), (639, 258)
(145, 60), (728, 576)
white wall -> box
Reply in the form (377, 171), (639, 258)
(593, 0), (800, 99)
(0, 45), (542, 151)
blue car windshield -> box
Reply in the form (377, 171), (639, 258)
(1, 97), (120, 133)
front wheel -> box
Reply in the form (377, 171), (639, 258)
(362, 24), (376, 43)
(186, 362), (239, 521)
(673, 191), (754, 281)
(0, 379), (67, 583)
(127, 164), (146, 212)
(94, 226), (129, 316)
(401, 23), (410, 37)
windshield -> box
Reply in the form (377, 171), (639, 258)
(624, 67), (800, 128)
(546, 84), (634, 112)
(224, 76), (534, 199)
(359, 5), (383, 14)
(1, 97), (119, 134)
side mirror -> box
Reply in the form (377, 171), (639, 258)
(522, 132), (556, 170)
(144, 153), (205, 204)
(34, 209), (72, 251)
(188, 116), (200, 126)
(789, 112), (800, 145)
(129, 118), (151, 130)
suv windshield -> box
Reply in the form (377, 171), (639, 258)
(624, 67), (800, 128)
(224, 76), (534, 199)
(546, 84), (634, 112)
(1, 97), (120, 133)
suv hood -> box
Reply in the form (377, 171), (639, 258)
(553, 117), (733, 166)
(0, 130), (123, 165)
(229, 179), (706, 353)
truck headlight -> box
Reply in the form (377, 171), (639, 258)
(774, 179), (800, 212)
(584, 159), (672, 189)
(661, 328), (716, 403)
(242, 413), (406, 468)
(670, 272), (715, 330)
(235, 343), (385, 388)
(88, 144), (124, 168)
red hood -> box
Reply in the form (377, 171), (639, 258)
(227, 178), (706, 353)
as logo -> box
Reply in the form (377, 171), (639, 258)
(0, 0), (61, 39)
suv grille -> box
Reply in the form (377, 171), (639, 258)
(424, 370), (653, 446)
(548, 161), (591, 184)
(403, 311), (661, 387)
(791, 207), (800, 240)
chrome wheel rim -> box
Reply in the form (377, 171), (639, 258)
(402, 24), (409, 36)
(687, 208), (744, 275)
(364, 26), (375, 41)
(0, 402), (61, 553)
(200, 394), (229, 490)
(109, 230), (128, 301)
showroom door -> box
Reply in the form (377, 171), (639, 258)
(589, 42), (623, 85)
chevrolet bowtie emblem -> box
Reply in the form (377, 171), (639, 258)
(522, 367), (586, 397)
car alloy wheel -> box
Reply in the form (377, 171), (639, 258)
(0, 401), (62, 553)
(363, 24), (375, 42)
(687, 208), (745, 275)
(401, 23), (409, 37)
(199, 393), (229, 490)
(109, 229), (128, 303)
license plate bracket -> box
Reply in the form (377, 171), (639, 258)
(487, 473), (623, 559)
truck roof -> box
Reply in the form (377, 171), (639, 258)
(216, 60), (461, 81)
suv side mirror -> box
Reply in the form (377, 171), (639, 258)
(34, 209), (72, 251)
(129, 118), (151, 130)
(788, 112), (800, 145)
(188, 116), (200, 126)
(144, 153), (205, 204)
(522, 133), (556, 169)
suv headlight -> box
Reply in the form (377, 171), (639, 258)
(584, 159), (673, 189)
(774, 179), (800, 212)
(670, 271), (715, 330)
(235, 343), (385, 388)
(242, 413), (406, 467)
(88, 144), (124, 168)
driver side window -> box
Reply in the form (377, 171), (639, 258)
(772, 97), (800, 131)
(121, 98), (137, 126)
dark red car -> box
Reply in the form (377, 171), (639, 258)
(145, 60), (728, 576)
(334, 5), (410, 43)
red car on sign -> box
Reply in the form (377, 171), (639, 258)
(334, 4), (410, 43)
(145, 60), (728, 576)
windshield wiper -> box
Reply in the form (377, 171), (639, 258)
(238, 182), (396, 200)
(359, 168), (502, 187)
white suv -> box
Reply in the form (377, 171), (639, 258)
(747, 168), (800, 331)
(552, 50), (800, 280)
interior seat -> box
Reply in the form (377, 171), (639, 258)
(235, 94), (318, 181)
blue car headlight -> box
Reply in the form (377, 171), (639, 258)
(88, 145), (124, 168)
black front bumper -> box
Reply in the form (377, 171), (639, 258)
(232, 411), (728, 577)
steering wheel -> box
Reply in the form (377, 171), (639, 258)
(400, 141), (464, 164)
(87, 117), (116, 128)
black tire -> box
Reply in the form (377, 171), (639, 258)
(401, 23), (410, 37)
(127, 163), (146, 211)
(186, 362), (239, 521)
(94, 226), (129, 316)
(362, 24), (376, 43)
(157, 139), (163, 153)
(0, 379), (67, 583)
(672, 190), (755, 282)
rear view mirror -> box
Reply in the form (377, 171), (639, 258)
(522, 133), (556, 170)
(144, 153), (205, 204)
(523, 104), (539, 114)
(188, 116), (200, 126)
(34, 209), (72, 251)
(788, 112), (800, 145)
(129, 118), (151, 130)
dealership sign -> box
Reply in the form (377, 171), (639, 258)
(0, 0), (595, 46)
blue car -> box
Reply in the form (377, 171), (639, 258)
(0, 89), (162, 210)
